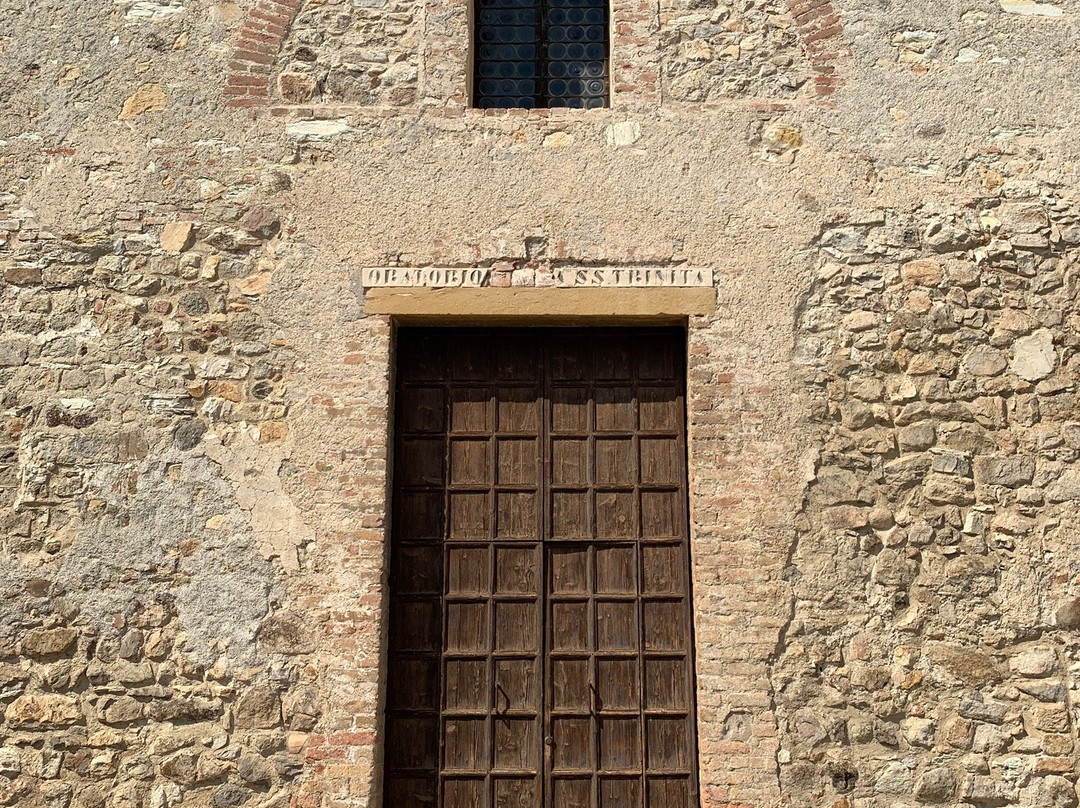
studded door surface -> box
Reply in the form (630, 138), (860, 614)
(385, 329), (698, 808)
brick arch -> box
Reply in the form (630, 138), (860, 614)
(784, 0), (850, 97)
(224, 0), (303, 108)
(224, 0), (850, 107)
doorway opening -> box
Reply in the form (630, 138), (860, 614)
(384, 328), (700, 808)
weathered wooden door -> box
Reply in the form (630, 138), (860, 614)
(385, 329), (698, 808)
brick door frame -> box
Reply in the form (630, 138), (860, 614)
(295, 310), (789, 808)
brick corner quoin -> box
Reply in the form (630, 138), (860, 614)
(224, 0), (303, 108)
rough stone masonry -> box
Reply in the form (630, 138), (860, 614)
(1, 0), (1079, 806)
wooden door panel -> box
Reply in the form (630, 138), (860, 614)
(646, 718), (689, 770)
(451, 387), (493, 432)
(447, 602), (489, 652)
(636, 340), (677, 380)
(494, 602), (539, 653)
(595, 659), (638, 711)
(394, 544), (443, 595)
(552, 492), (589, 540)
(638, 387), (679, 431)
(640, 437), (679, 484)
(641, 545), (682, 594)
(386, 776), (437, 808)
(495, 777), (537, 808)
(498, 438), (539, 485)
(494, 659), (540, 711)
(390, 657), (440, 710)
(446, 660), (488, 712)
(595, 438), (635, 485)
(600, 777), (640, 807)
(644, 658), (687, 711)
(387, 329), (698, 808)
(450, 493), (491, 539)
(395, 491), (443, 540)
(552, 659), (589, 711)
(551, 439), (589, 486)
(552, 778), (590, 808)
(643, 601), (686, 652)
(552, 718), (591, 770)
(549, 338), (590, 380)
(595, 602), (637, 651)
(549, 547), (588, 594)
(450, 337), (492, 380)
(599, 718), (641, 771)
(445, 717), (489, 771)
(495, 547), (540, 595)
(393, 600), (441, 652)
(498, 388), (541, 432)
(496, 493), (537, 539)
(452, 439), (491, 485)
(640, 491), (680, 538)
(595, 492), (635, 539)
(388, 716), (439, 769)
(401, 438), (446, 486)
(496, 335), (542, 381)
(646, 777), (691, 808)
(444, 778), (486, 808)
(549, 387), (589, 431)
(448, 547), (490, 596)
(400, 386), (445, 432)
(594, 545), (635, 594)
(495, 718), (540, 770)
(550, 603), (589, 651)
(590, 336), (633, 380)
(594, 387), (635, 432)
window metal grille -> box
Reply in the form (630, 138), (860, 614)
(474, 0), (609, 109)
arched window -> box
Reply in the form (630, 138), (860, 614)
(473, 0), (610, 109)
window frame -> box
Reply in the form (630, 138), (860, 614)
(469, 0), (613, 110)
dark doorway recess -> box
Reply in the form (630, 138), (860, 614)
(384, 328), (700, 808)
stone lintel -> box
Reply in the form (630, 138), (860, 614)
(363, 286), (717, 322)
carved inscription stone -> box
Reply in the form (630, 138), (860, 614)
(551, 267), (711, 287)
(361, 267), (490, 287)
(361, 266), (711, 288)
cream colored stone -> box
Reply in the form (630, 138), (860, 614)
(605, 121), (642, 147)
(543, 131), (575, 148)
(118, 84), (166, 120)
(1000, 0), (1063, 15)
(160, 221), (194, 252)
(6, 694), (82, 728)
(1011, 329), (1055, 381)
(232, 272), (272, 296)
(902, 258), (943, 287)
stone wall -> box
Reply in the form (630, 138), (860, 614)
(0, 188), (328, 808)
(782, 189), (1080, 807)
